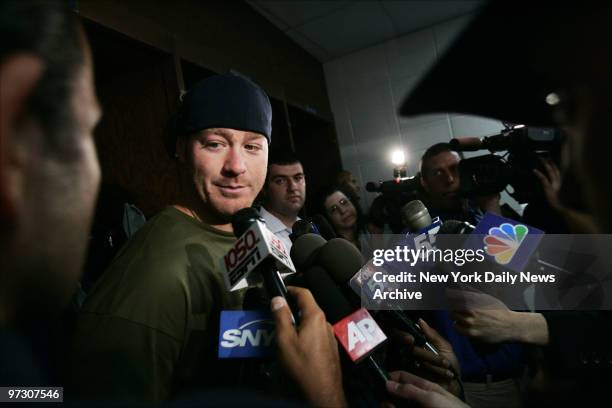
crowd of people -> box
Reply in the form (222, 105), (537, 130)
(2, 1), (612, 407)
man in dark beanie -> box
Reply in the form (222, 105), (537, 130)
(69, 73), (273, 401)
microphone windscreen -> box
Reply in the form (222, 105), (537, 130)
(232, 207), (264, 237)
(290, 233), (326, 271)
(310, 214), (337, 240)
(317, 238), (364, 284)
(302, 265), (354, 324)
(290, 219), (314, 242)
(400, 199), (432, 231)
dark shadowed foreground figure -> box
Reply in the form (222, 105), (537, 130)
(0, 0), (101, 385)
(395, 2), (612, 407)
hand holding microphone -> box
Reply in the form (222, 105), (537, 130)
(391, 319), (461, 397)
(270, 286), (347, 408)
(385, 371), (470, 408)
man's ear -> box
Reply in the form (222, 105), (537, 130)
(0, 54), (44, 226)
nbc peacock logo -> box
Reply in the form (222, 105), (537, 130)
(483, 223), (529, 265)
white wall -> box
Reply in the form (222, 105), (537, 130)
(324, 15), (519, 211)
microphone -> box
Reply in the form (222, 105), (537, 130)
(466, 212), (543, 272)
(218, 287), (275, 359)
(289, 219), (316, 243)
(400, 199), (432, 231)
(224, 208), (299, 325)
(310, 214), (337, 240)
(401, 200), (442, 250)
(289, 233), (327, 273)
(221, 207), (296, 293)
(302, 265), (389, 384)
(317, 238), (439, 356)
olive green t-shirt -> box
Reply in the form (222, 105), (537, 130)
(69, 206), (245, 402)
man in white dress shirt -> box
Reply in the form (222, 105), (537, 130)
(259, 150), (306, 251)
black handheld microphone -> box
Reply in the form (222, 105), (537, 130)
(289, 219), (316, 243)
(302, 265), (390, 387)
(310, 214), (337, 240)
(290, 233), (327, 273)
(317, 238), (439, 356)
(230, 208), (299, 323)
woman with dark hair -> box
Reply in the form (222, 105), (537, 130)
(318, 185), (371, 252)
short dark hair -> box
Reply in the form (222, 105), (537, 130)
(268, 149), (301, 167)
(419, 142), (457, 176)
(261, 149), (303, 192)
(0, 0), (84, 160)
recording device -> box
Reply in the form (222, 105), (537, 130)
(289, 216), (337, 243)
(221, 208), (295, 292)
(450, 125), (562, 203)
(400, 199), (432, 232)
(365, 176), (421, 196)
(218, 288), (274, 359)
(289, 219), (315, 243)
(289, 233), (326, 273)
(317, 238), (439, 356)
(287, 236), (390, 383)
(301, 265), (389, 384)
(223, 208), (298, 326)
(365, 176), (424, 233)
(310, 214), (337, 241)
(218, 307), (275, 358)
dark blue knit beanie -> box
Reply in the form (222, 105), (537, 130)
(167, 72), (272, 155)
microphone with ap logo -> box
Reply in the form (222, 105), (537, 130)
(301, 264), (389, 385)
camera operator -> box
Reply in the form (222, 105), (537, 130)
(419, 143), (501, 225)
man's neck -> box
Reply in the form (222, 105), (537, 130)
(173, 203), (233, 233)
(264, 206), (298, 229)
